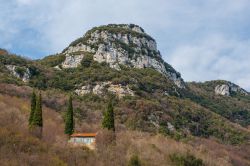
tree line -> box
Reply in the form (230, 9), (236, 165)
(29, 91), (115, 138)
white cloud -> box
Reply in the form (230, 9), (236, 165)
(16, 0), (34, 5)
(168, 35), (250, 90)
(0, 0), (250, 90)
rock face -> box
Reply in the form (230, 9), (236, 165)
(5, 65), (31, 82)
(75, 81), (134, 98)
(215, 84), (230, 96)
(215, 82), (248, 96)
(62, 24), (185, 88)
(61, 54), (84, 68)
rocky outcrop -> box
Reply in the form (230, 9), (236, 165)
(215, 84), (230, 96)
(215, 82), (248, 96)
(61, 54), (84, 68)
(61, 24), (185, 88)
(75, 82), (134, 98)
(5, 65), (31, 82)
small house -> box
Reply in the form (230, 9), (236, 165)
(68, 133), (97, 150)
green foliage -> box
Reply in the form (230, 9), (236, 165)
(186, 82), (250, 127)
(158, 125), (171, 136)
(0, 54), (28, 66)
(102, 100), (115, 131)
(15, 66), (26, 77)
(169, 153), (204, 166)
(167, 98), (249, 144)
(128, 154), (141, 166)
(38, 54), (66, 67)
(164, 62), (181, 78)
(81, 52), (94, 67)
(29, 74), (47, 90)
(64, 95), (74, 135)
(32, 92), (43, 127)
(29, 90), (36, 126)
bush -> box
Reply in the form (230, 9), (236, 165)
(81, 53), (94, 67)
(128, 154), (141, 166)
(15, 66), (26, 77)
(38, 54), (66, 67)
(169, 153), (204, 166)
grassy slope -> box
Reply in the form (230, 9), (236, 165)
(0, 92), (250, 166)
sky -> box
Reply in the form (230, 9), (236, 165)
(0, 0), (250, 90)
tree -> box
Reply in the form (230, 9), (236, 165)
(65, 95), (74, 135)
(102, 100), (115, 131)
(29, 90), (36, 126)
(32, 92), (43, 127)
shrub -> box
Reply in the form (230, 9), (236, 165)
(15, 66), (26, 77)
(169, 153), (204, 166)
(81, 53), (94, 67)
(128, 154), (141, 166)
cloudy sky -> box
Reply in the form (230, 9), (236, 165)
(1, 0), (250, 90)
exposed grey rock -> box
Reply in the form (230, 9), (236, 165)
(75, 82), (134, 98)
(64, 44), (95, 54)
(215, 84), (230, 96)
(167, 122), (175, 131)
(108, 84), (134, 98)
(61, 54), (84, 68)
(62, 24), (185, 88)
(92, 82), (110, 95)
(75, 85), (92, 95)
(228, 82), (248, 95)
(5, 65), (31, 82)
(215, 82), (248, 96)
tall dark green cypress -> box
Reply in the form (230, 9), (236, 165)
(32, 92), (43, 127)
(64, 95), (74, 135)
(29, 90), (36, 126)
(102, 100), (115, 131)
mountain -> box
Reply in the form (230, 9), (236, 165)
(60, 24), (185, 88)
(0, 24), (250, 165)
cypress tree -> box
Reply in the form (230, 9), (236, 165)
(102, 100), (115, 131)
(64, 95), (74, 135)
(29, 90), (36, 126)
(32, 92), (43, 127)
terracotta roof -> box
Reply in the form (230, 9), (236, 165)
(70, 133), (97, 137)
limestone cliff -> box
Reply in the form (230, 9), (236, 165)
(61, 24), (185, 88)
(214, 81), (248, 96)
(5, 65), (31, 82)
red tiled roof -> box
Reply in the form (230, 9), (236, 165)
(70, 133), (97, 137)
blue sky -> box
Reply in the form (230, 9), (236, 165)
(1, 0), (250, 90)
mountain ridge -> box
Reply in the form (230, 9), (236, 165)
(58, 24), (185, 88)
(0, 24), (249, 145)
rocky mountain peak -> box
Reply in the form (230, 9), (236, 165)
(60, 24), (185, 88)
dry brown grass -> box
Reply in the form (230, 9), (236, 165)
(114, 131), (231, 166)
(0, 85), (250, 166)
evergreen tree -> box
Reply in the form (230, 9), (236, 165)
(102, 100), (115, 131)
(29, 90), (36, 126)
(32, 92), (43, 127)
(64, 95), (74, 135)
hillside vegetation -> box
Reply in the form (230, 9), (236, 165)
(0, 24), (250, 165)
(0, 50), (250, 146)
(0, 92), (249, 166)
